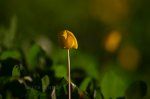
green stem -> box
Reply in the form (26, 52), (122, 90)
(67, 49), (71, 99)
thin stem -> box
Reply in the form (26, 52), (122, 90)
(67, 49), (71, 99)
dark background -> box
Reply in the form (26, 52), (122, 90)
(0, 0), (150, 98)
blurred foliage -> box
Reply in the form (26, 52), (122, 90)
(0, 0), (150, 98)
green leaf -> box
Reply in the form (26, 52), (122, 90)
(0, 50), (21, 60)
(101, 70), (129, 98)
(12, 65), (20, 77)
(52, 64), (67, 79)
(27, 88), (47, 99)
(6, 92), (12, 99)
(27, 44), (42, 71)
(94, 89), (104, 99)
(79, 77), (91, 91)
(42, 75), (50, 92)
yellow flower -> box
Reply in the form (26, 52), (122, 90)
(59, 30), (78, 49)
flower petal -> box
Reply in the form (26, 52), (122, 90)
(59, 30), (78, 49)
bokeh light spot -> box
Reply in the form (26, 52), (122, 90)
(105, 31), (122, 52)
